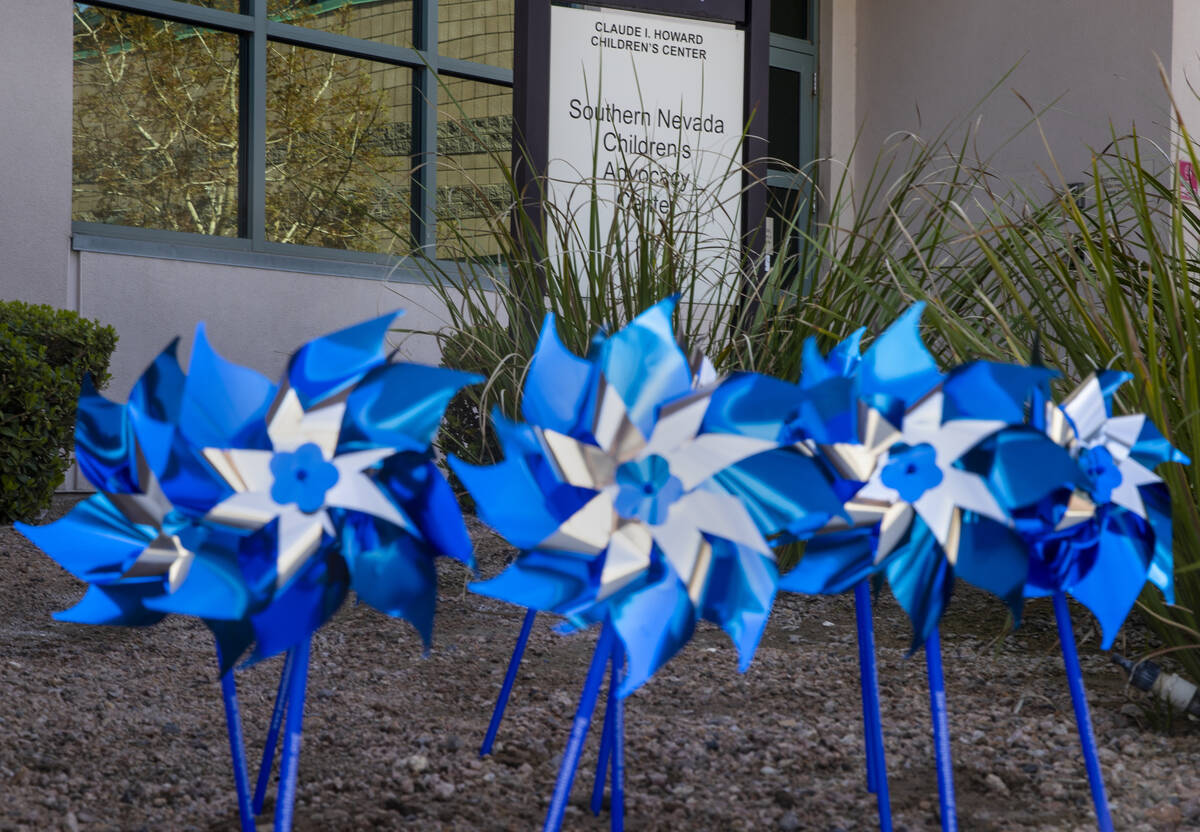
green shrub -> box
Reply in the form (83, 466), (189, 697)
(0, 300), (117, 523)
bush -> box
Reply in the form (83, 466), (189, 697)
(0, 301), (117, 523)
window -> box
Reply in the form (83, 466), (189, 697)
(71, 0), (514, 272)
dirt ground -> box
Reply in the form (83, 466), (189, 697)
(2, 496), (1199, 832)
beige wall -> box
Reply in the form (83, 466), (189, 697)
(854, 0), (1174, 188)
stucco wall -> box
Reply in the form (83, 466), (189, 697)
(0, 1), (72, 308)
(854, 1), (1174, 188)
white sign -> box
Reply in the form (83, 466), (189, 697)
(546, 5), (746, 297)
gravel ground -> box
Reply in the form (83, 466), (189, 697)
(2, 496), (1199, 832)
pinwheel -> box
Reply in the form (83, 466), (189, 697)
(452, 297), (842, 830)
(1008, 370), (1190, 832)
(771, 305), (1067, 832)
(18, 314), (479, 832)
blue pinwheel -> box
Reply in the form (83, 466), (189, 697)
(452, 297), (841, 831)
(1000, 370), (1190, 832)
(18, 313), (479, 832)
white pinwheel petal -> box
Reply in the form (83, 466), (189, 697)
(592, 380), (646, 462)
(937, 467), (1009, 525)
(664, 434), (779, 491)
(876, 503), (915, 563)
(207, 489), (287, 529)
(276, 509), (327, 588)
(1108, 458), (1158, 518)
(914, 486), (958, 547)
(325, 472), (411, 532)
(540, 492), (616, 555)
(641, 389), (711, 459)
(681, 489), (772, 557)
(204, 447), (275, 493)
(540, 429), (616, 489)
(651, 506), (705, 586)
(599, 520), (654, 599)
(1061, 375), (1106, 442)
(926, 417), (1005, 466)
(266, 387), (346, 456)
(856, 470), (901, 505)
(1103, 414), (1146, 462)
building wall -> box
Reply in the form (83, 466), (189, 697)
(854, 0), (1174, 188)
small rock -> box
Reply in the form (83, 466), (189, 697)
(65, 811), (79, 832)
(984, 773), (1009, 795)
(773, 789), (795, 808)
(779, 811), (801, 831)
(760, 766), (778, 776)
(406, 754), (429, 773)
(432, 780), (455, 800)
(1146, 804), (1182, 825)
(161, 722), (180, 736)
(517, 763), (533, 778)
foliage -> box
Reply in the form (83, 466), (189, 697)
(0, 301), (117, 524)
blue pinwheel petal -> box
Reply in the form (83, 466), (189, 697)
(942, 362), (1057, 424)
(883, 518), (952, 651)
(390, 460), (474, 566)
(1069, 513), (1152, 649)
(971, 428), (1085, 510)
(825, 328), (866, 377)
(1129, 418), (1191, 470)
(1142, 483), (1176, 603)
(17, 494), (151, 583)
(954, 515), (1029, 623)
(610, 566), (696, 697)
(54, 584), (166, 626)
(246, 549), (348, 664)
(179, 323), (275, 449)
(700, 541), (777, 672)
(128, 337), (186, 426)
(144, 547), (250, 622)
(340, 361), (481, 454)
(469, 550), (598, 614)
(858, 303), (943, 406)
(1095, 369), (1134, 407)
(522, 313), (596, 434)
(701, 372), (806, 440)
(711, 449), (842, 537)
(795, 376), (858, 444)
(286, 312), (399, 408)
(74, 376), (139, 494)
(597, 297), (692, 437)
(340, 517), (440, 647)
(778, 531), (878, 595)
(209, 619), (256, 673)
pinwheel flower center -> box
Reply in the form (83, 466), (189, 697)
(614, 454), (684, 526)
(1080, 445), (1122, 503)
(880, 442), (943, 503)
(269, 442), (339, 514)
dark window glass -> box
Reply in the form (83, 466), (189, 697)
(265, 44), (413, 253)
(439, 0), (514, 69)
(768, 66), (800, 169)
(770, 0), (808, 40)
(267, 0), (415, 49)
(73, 5), (241, 235)
(436, 77), (513, 259)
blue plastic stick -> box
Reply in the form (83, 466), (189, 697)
(590, 655), (617, 816)
(215, 643), (256, 832)
(610, 639), (625, 832)
(481, 607), (537, 756)
(1052, 591), (1115, 832)
(925, 627), (958, 832)
(543, 622), (617, 832)
(853, 581), (880, 794)
(252, 648), (295, 814)
(855, 580), (892, 831)
(274, 638), (311, 832)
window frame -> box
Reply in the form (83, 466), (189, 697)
(71, 0), (515, 283)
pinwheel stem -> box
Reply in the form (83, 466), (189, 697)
(543, 622), (616, 832)
(610, 639), (626, 832)
(216, 645), (256, 832)
(591, 664), (616, 816)
(253, 648), (295, 815)
(925, 627), (957, 832)
(1053, 592), (1114, 832)
(275, 637), (311, 832)
(481, 607), (537, 757)
(854, 581), (892, 832)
